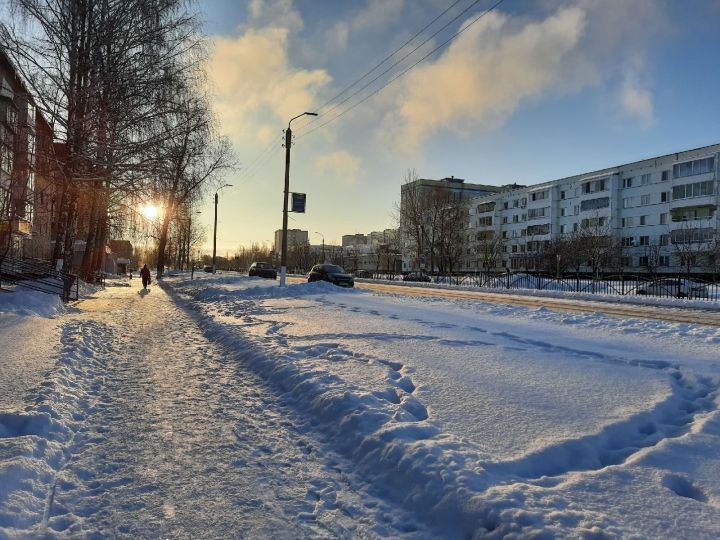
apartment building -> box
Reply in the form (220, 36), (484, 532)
(400, 176), (506, 271)
(466, 144), (720, 274)
(273, 228), (309, 254)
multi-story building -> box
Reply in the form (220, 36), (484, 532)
(400, 176), (508, 271)
(466, 144), (720, 274)
(274, 228), (309, 255)
(341, 234), (367, 247)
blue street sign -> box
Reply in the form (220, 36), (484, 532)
(291, 192), (306, 213)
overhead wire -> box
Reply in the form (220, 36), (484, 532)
(296, 0), (507, 141)
(291, 0), (468, 133)
(234, 0), (475, 184)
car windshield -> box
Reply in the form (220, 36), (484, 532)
(255, 263), (271, 268)
(322, 265), (345, 273)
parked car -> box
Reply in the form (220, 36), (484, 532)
(403, 272), (431, 283)
(203, 265), (214, 273)
(308, 264), (354, 288)
(354, 270), (373, 278)
(248, 262), (277, 279)
(636, 278), (709, 298)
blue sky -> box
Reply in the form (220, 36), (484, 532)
(195, 0), (720, 253)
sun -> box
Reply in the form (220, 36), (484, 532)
(142, 203), (160, 220)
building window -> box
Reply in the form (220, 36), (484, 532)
(623, 197), (633, 208)
(659, 255), (670, 266)
(638, 256), (649, 267)
(641, 174), (651, 185)
(639, 236), (649, 246)
(583, 178), (607, 193)
(622, 217), (634, 227)
(660, 213), (668, 225)
(580, 197), (610, 211)
(528, 207), (548, 220)
(623, 177), (633, 188)
(672, 180), (715, 200)
(574, 205), (579, 215)
(503, 201), (509, 210)
(640, 194), (650, 206)
(640, 215), (647, 226)
(621, 257), (631, 267)
(530, 191), (547, 201)
(673, 156), (715, 178)
(621, 237), (634, 247)
(477, 216), (493, 226)
(502, 216), (508, 224)
(560, 208), (566, 217)
(560, 225), (565, 234)
(511, 244), (518, 253)
(513, 214), (519, 223)
(662, 170), (670, 181)
(661, 191), (669, 203)
(560, 191), (565, 199)
(659, 234), (669, 246)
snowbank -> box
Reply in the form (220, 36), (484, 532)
(165, 274), (720, 536)
(0, 287), (65, 318)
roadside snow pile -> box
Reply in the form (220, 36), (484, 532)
(0, 287), (65, 318)
(166, 274), (720, 537)
(362, 277), (720, 311)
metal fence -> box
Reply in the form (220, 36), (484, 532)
(364, 271), (720, 302)
(0, 256), (79, 301)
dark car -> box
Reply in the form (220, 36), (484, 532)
(203, 265), (214, 273)
(249, 262), (277, 279)
(403, 271), (431, 283)
(354, 270), (373, 279)
(308, 264), (354, 288)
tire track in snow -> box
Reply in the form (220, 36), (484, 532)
(320, 296), (720, 489)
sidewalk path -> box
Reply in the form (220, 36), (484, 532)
(0, 280), (421, 538)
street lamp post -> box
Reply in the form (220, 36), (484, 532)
(213, 184), (233, 273)
(280, 111), (317, 286)
(315, 231), (325, 263)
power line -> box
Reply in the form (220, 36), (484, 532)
(295, 0), (489, 136)
(292, 0), (469, 133)
(297, 0), (507, 140)
(237, 1), (472, 183)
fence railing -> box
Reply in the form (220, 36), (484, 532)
(0, 256), (79, 302)
(362, 271), (720, 302)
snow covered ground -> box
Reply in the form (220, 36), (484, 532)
(1, 273), (720, 538)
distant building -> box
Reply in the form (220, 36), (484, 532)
(342, 233), (367, 247)
(400, 176), (510, 271)
(466, 143), (720, 274)
(274, 228), (309, 254)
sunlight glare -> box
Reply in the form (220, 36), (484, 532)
(142, 203), (160, 220)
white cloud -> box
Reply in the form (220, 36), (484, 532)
(619, 78), (654, 127)
(325, 22), (349, 52)
(383, 6), (587, 151)
(315, 150), (362, 185)
(247, 0), (303, 32)
(208, 27), (331, 146)
(351, 0), (405, 32)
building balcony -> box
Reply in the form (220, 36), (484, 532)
(0, 217), (31, 235)
(670, 196), (716, 210)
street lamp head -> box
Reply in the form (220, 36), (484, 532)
(305, 112), (318, 116)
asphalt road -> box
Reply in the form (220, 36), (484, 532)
(287, 276), (720, 327)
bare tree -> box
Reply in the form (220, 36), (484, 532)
(1, 0), (207, 277)
(475, 230), (505, 271)
(670, 221), (714, 281)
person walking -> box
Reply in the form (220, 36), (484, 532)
(140, 264), (151, 290)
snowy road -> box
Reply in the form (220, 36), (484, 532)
(0, 282), (424, 538)
(287, 277), (720, 327)
(2, 273), (720, 538)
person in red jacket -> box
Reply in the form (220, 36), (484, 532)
(140, 264), (151, 289)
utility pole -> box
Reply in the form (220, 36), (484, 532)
(280, 112), (317, 286)
(213, 184), (232, 273)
